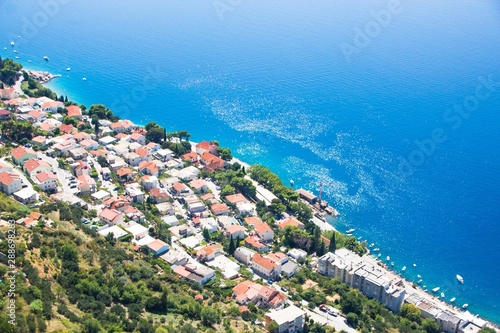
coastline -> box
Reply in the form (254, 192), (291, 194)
(26, 67), (499, 330)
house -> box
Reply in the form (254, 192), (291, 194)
(250, 253), (281, 281)
(200, 217), (218, 233)
(225, 224), (245, 240)
(277, 217), (305, 230)
(66, 105), (82, 119)
(172, 182), (189, 195)
(23, 158), (52, 176)
(281, 261), (299, 278)
(41, 100), (64, 113)
(125, 223), (149, 240)
(189, 179), (208, 193)
(138, 161), (159, 176)
(99, 208), (123, 226)
(254, 222), (274, 242)
(287, 248), (308, 261)
(146, 239), (170, 256)
(72, 161), (90, 177)
(59, 123), (76, 134)
(77, 174), (96, 194)
(124, 205), (145, 222)
(0, 109), (12, 121)
(128, 141), (142, 152)
(11, 146), (37, 165)
(54, 139), (77, 155)
(73, 132), (92, 142)
(265, 305), (305, 333)
(244, 236), (269, 253)
(162, 215), (179, 227)
(149, 187), (170, 203)
(155, 202), (175, 215)
(160, 249), (189, 266)
(211, 203), (229, 216)
(110, 121), (125, 132)
(124, 152), (142, 167)
(200, 152), (226, 170)
(80, 139), (98, 151)
(226, 193), (248, 205)
(146, 142), (160, 151)
(141, 175), (159, 190)
(244, 216), (263, 228)
(91, 190), (111, 203)
(173, 263), (215, 285)
(0, 87), (20, 100)
(0, 161), (13, 174)
(98, 136), (117, 146)
(217, 215), (238, 229)
(154, 149), (173, 162)
(234, 247), (257, 265)
(98, 225), (129, 239)
(103, 196), (131, 212)
(196, 244), (222, 262)
(27, 110), (47, 123)
(116, 168), (134, 182)
(101, 167), (111, 180)
(196, 140), (218, 156)
(69, 147), (88, 160)
(232, 280), (286, 309)
(181, 151), (199, 163)
(177, 166), (199, 181)
(33, 172), (58, 192)
(129, 132), (146, 145)
(0, 172), (22, 195)
(13, 188), (37, 204)
(31, 136), (48, 146)
(135, 147), (152, 162)
(266, 252), (288, 266)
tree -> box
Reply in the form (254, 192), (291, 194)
(329, 232), (336, 252)
(400, 303), (421, 323)
(145, 121), (160, 131)
(270, 198), (286, 216)
(228, 236), (235, 255)
(221, 185), (236, 197)
(316, 240), (326, 256)
(201, 307), (220, 326)
(421, 318), (440, 333)
(202, 228), (211, 241)
(345, 312), (359, 328)
(267, 320), (279, 333)
(217, 147), (233, 161)
(146, 127), (164, 143)
(340, 290), (363, 315)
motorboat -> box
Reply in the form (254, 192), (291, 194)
(82, 77), (87, 81)
(377, 253), (381, 258)
(369, 243), (374, 247)
(441, 292), (445, 298)
(66, 67), (71, 71)
(346, 228), (355, 233)
(432, 287), (440, 293)
(43, 56), (49, 61)
(386, 256), (391, 261)
(402, 266), (406, 271)
(417, 274), (422, 278)
(462, 304), (468, 309)
(456, 274), (464, 284)
(413, 263), (417, 267)
(373, 248), (380, 252)
(10, 41), (15, 46)
(450, 297), (456, 303)
(391, 262), (394, 266)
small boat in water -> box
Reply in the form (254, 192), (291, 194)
(450, 297), (456, 303)
(82, 77), (87, 81)
(391, 262), (394, 266)
(66, 67), (71, 71)
(441, 292), (445, 298)
(377, 253), (381, 258)
(43, 56), (49, 61)
(417, 279), (423, 284)
(456, 274), (464, 284)
(417, 274), (422, 278)
(413, 263), (417, 267)
(386, 256), (391, 261)
(462, 304), (468, 309)
(402, 266), (406, 271)
(373, 248), (380, 252)
(369, 243), (374, 247)
(346, 228), (355, 234)
(432, 287), (440, 292)
(10, 41), (15, 46)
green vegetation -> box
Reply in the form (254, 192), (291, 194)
(21, 72), (57, 99)
(0, 57), (22, 86)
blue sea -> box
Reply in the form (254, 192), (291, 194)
(2, 0), (500, 323)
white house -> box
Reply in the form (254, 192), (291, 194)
(0, 172), (22, 195)
(254, 222), (274, 242)
(125, 223), (149, 240)
(141, 175), (159, 191)
(33, 172), (58, 192)
(266, 305), (305, 333)
(99, 208), (123, 226)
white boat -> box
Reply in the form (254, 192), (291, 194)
(391, 262), (394, 266)
(15, 56), (19, 59)
(369, 243), (374, 248)
(413, 263), (417, 267)
(10, 41), (14, 46)
(43, 56), (49, 61)
(66, 67), (71, 71)
(432, 287), (440, 292)
(462, 304), (468, 309)
(28, 60), (32, 63)
(441, 292), (445, 298)
(386, 256), (390, 261)
(417, 274), (422, 278)
(82, 77), (87, 81)
(456, 274), (464, 284)
(373, 248), (380, 252)
(289, 180), (294, 186)
(417, 279), (423, 284)
(450, 297), (456, 303)
(402, 266), (406, 271)
(13, 50), (17, 53)
(346, 228), (355, 233)
(377, 253), (381, 258)
(3, 47), (6, 50)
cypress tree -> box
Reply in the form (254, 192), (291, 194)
(329, 232), (336, 253)
(228, 235), (235, 255)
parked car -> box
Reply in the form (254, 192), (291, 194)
(319, 304), (328, 312)
(70, 185), (77, 188)
(281, 286), (287, 292)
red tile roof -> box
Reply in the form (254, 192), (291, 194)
(252, 253), (278, 271)
(226, 193), (248, 204)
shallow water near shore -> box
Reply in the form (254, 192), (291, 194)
(2, 0), (500, 323)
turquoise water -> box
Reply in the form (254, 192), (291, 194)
(2, 0), (500, 323)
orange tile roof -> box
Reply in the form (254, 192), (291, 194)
(12, 146), (36, 160)
(147, 239), (168, 252)
(225, 193), (248, 204)
(196, 140), (212, 150)
(182, 151), (198, 160)
(254, 222), (273, 236)
(66, 105), (81, 117)
(0, 171), (19, 185)
(30, 211), (42, 220)
(117, 168), (133, 177)
(24, 158), (50, 173)
(136, 147), (149, 157)
(173, 183), (187, 192)
(252, 253), (277, 271)
(99, 208), (121, 222)
(60, 124), (74, 133)
(278, 217), (304, 230)
(244, 216), (262, 226)
(211, 203), (228, 214)
(35, 171), (57, 183)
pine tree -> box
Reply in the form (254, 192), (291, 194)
(316, 240), (325, 256)
(329, 231), (336, 253)
(65, 95), (68, 103)
(228, 235), (235, 255)
(202, 228), (210, 241)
